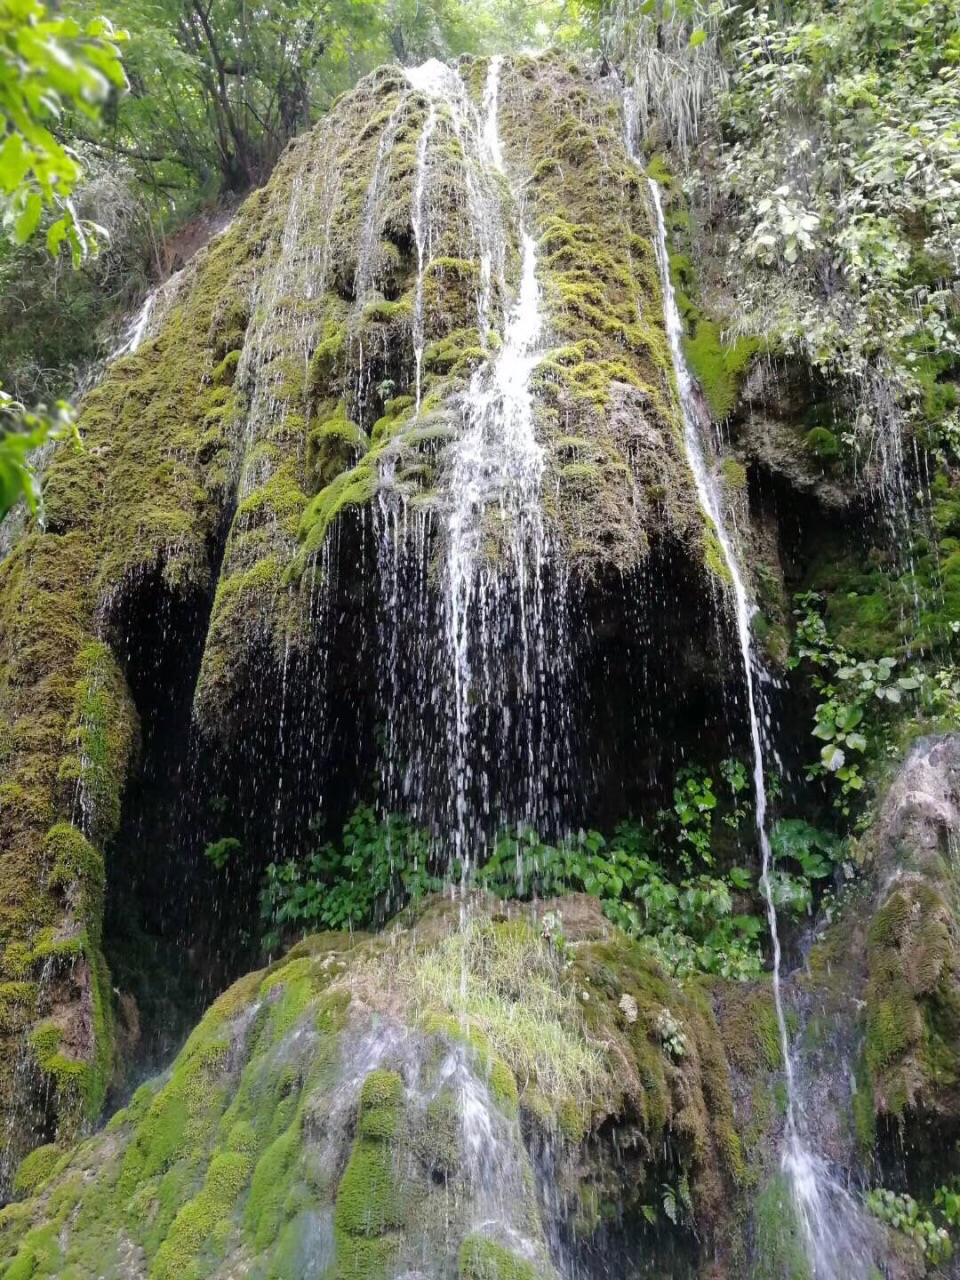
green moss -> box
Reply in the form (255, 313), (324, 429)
(410, 1085), (460, 1178)
(864, 880), (960, 1118)
(423, 327), (484, 377)
(212, 348), (241, 387)
(488, 1056), (520, 1115)
(334, 1069), (405, 1279)
(852, 1057), (876, 1154)
(0, 158), (266, 1165)
(307, 413), (369, 488)
(335, 1136), (402, 1237)
(752, 1174), (812, 1279)
(308, 321), (347, 401)
(11, 1146), (61, 1199)
(150, 1151), (252, 1280)
(57, 644), (137, 847)
(704, 526), (733, 584)
(26, 1008), (109, 1132)
(299, 462), (378, 554)
(2, 1223), (63, 1280)
(244, 1123), (303, 1251)
(683, 320), (759, 421)
(805, 427), (839, 460)
(0, 889), (758, 1274)
(645, 153), (675, 188)
(0, 983), (37, 1034)
(357, 1070), (403, 1140)
(718, 986), (783, 1075)
(362, 297), (412, 324)
(458, 1234), (540, 1280)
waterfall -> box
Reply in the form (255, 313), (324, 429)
(445, 221), (547, 863)
(430, 55), (561, 866)
(648, 178), (876, 1278)
(646, 179), (796, 1109)
(111, 288), (158, 359)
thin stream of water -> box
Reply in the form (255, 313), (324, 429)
(411, 101), (438, 416)
(647, 176), (876, 1278)
(646, 179), (796, 1114)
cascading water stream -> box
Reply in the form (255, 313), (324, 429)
(112, 287), (157, 359)
(442, 55), (553, 868)
(648, 177), (876, 1278)
(646, 179), (796, 1110)
(373, 58), (570, 857)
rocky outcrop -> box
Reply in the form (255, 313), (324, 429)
(0, 52), (734, 1178)
(0, 897), (744, 1279)
(2, 46), (956, 1279)
(861, 736), (960, 1131)
(4, 746), (960, 1277)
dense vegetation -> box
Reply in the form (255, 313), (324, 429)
(253, 768), (852, 982)
(617, 0), (960, 488)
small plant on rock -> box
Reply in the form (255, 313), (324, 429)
(865, 1187), (952, 1264)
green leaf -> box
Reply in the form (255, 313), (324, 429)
(12, 192), (42, 244)
(689, 27), (708, 47)
(0, 135), (31, 193)
(835, 704), (863, 731)
(46, 215), (69, 255)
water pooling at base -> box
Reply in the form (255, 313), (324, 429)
(647, 176), (877, 1279)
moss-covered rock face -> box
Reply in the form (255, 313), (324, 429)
(0, 161), (271, 1180)
(0, 53), (725, 1177)
(5, 46), (951, 1230)
(860, 737), (960, 1129)
(0, 897), (743, 1279)
(773, 737), (960, 1221)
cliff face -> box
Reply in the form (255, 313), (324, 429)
(0, 52), (725, 1176)
(4, 752), (960, 1280)
(2, 43), (960, 1280)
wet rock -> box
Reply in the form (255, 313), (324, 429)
(0, 896), (743, 1278)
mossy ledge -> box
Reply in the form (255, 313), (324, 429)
(0, 112), (280, 1179)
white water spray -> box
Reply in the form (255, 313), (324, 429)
(648, 177), (876, 1278)
(112, 289), (157, 359)
(481, 55), (505, 172)
(444, 56), (550, 867)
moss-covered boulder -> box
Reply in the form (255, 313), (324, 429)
(779, 737), (960, 1224)
(0, 896), (747, 1278)
(859, 736), (960, 1128)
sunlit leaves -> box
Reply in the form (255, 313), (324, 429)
(0, 0), (127, 258)
(0, 384), (79, 520)
(746, 186), (821, 265)
(789, 591), (936, 811)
